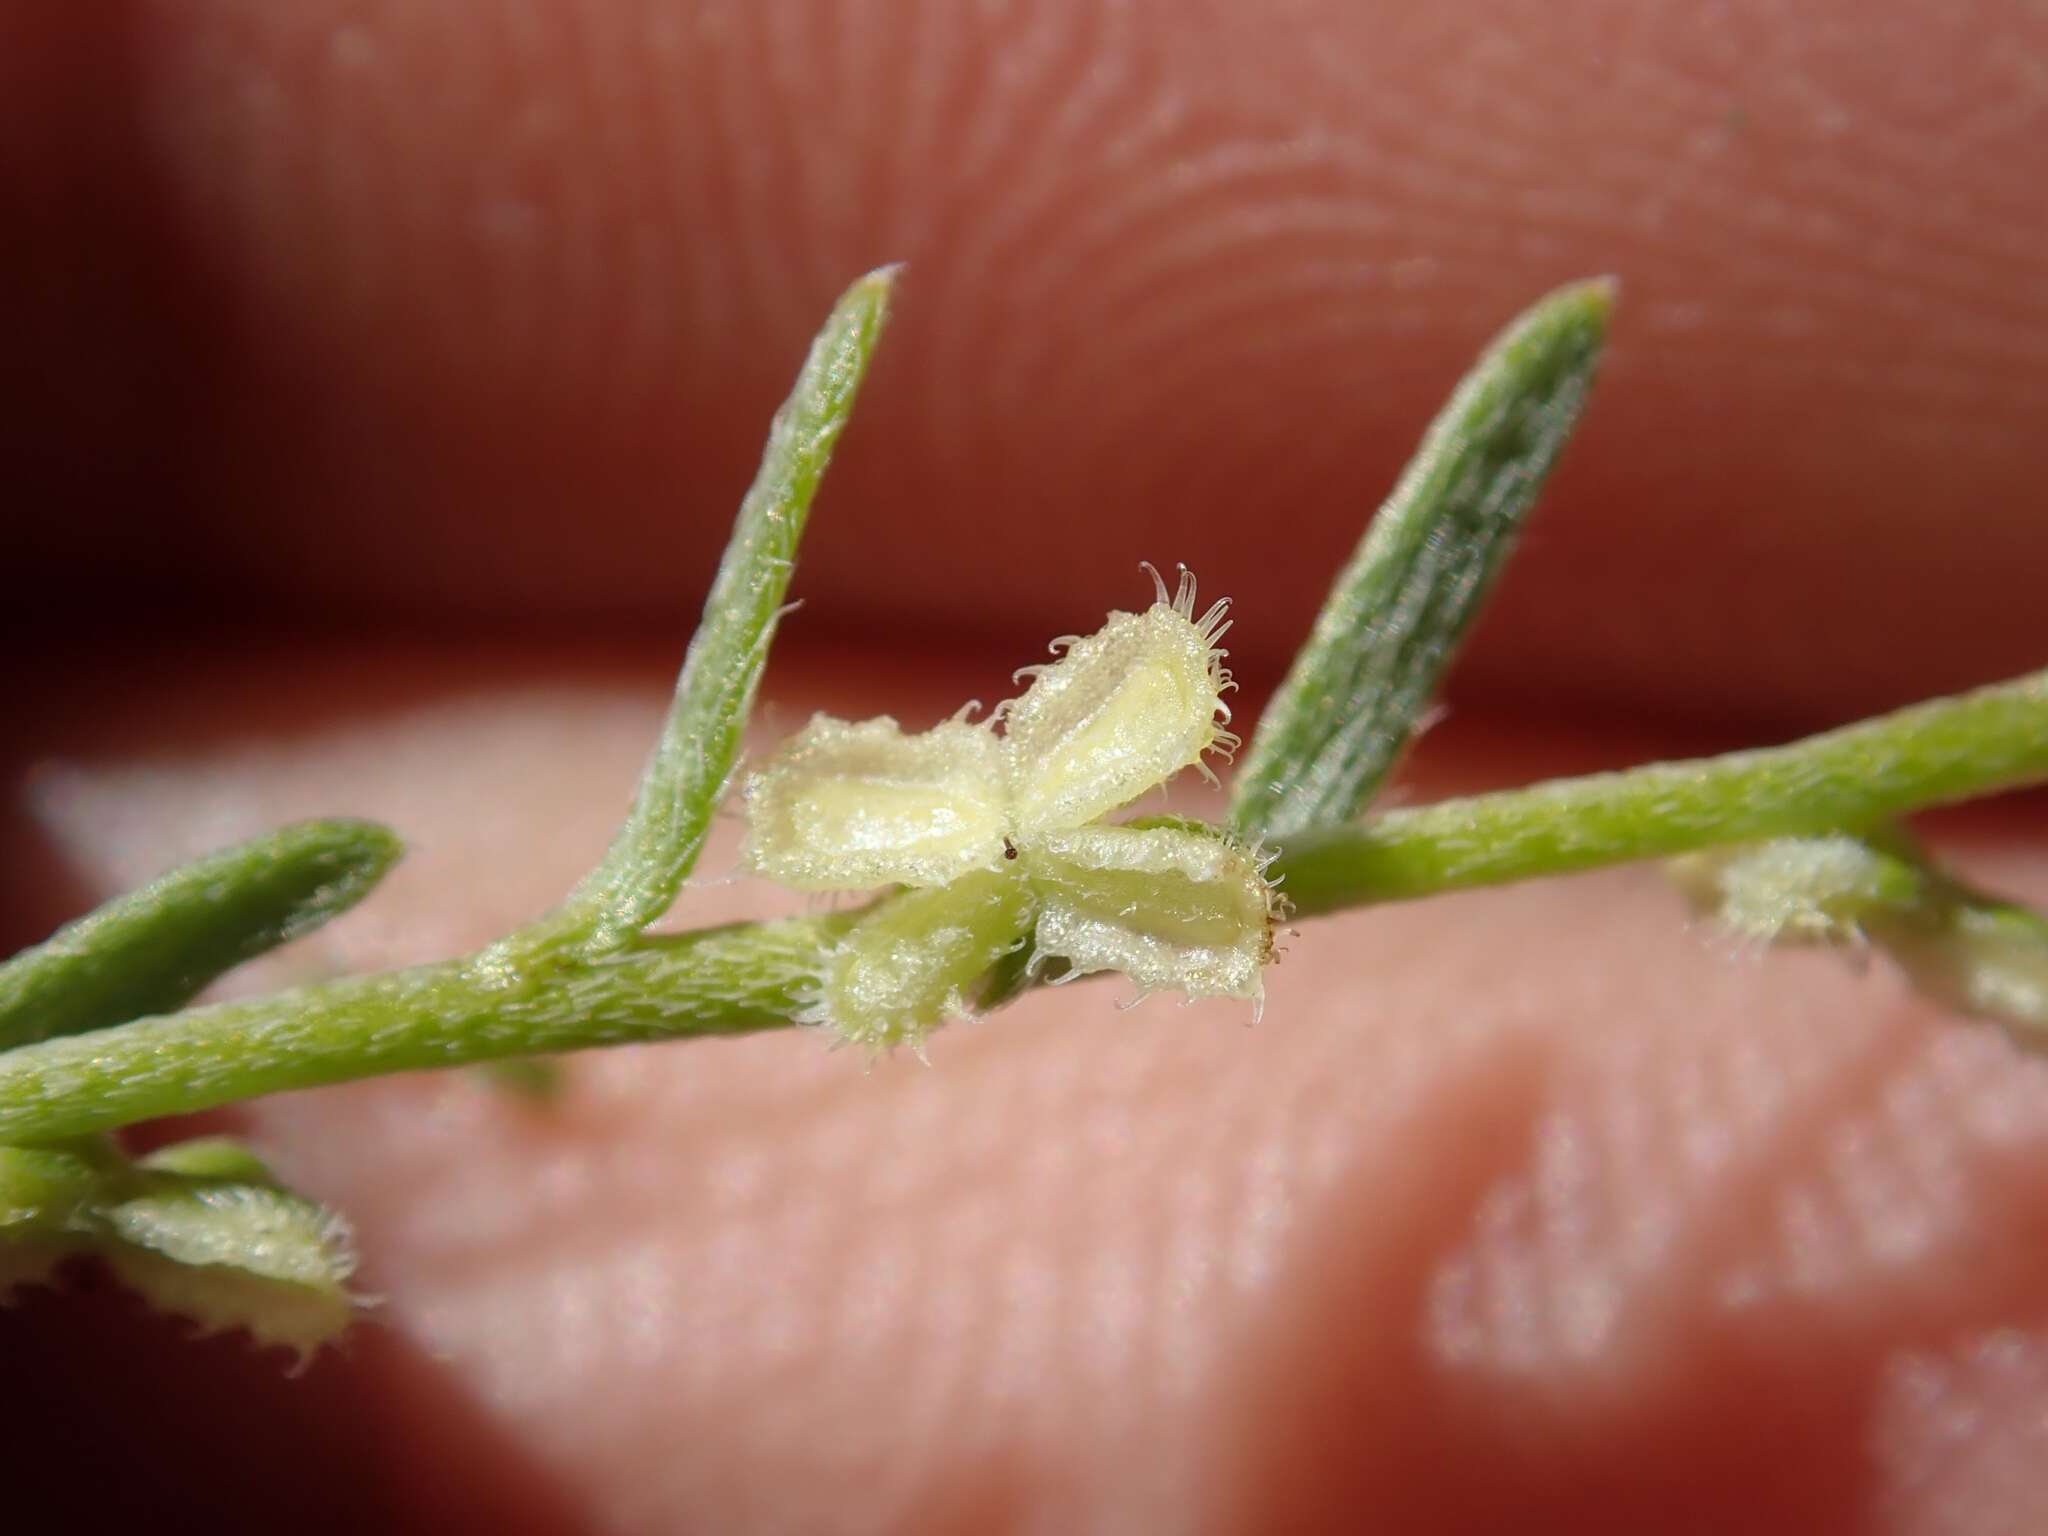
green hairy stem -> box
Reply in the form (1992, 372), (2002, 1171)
(0, 918), (846, 1144)
(1276, 668), (2048, 916)
(6, 667), (2046, 1144)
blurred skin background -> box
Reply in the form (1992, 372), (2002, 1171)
(3, 0), (2047, 1530)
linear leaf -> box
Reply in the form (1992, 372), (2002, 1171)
(1230, 278), (1614, 844)
(0, 819), (401, 1051)
(530, 265), (899, 956)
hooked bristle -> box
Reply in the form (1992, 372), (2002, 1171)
(1141, 560), (1171, 606)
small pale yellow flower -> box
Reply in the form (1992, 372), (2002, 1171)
(741, 568), (1280, 1049)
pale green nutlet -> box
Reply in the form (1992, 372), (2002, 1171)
(741, 567), (1281, 1050)
(1669, 831), (2048, 1039)
(815, 871), (1035, 1052)
(0, 1136), (360, 1361)
(1669, 837), (1926, 947)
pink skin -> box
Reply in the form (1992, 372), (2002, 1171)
(5, 1), (2048, 1529)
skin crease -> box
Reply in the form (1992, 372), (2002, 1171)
(3, 0), (2048, 1531)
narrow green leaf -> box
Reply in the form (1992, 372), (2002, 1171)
(527, 266), (900, 957)
(1230, 278), (1615, 844)
(134, 1134), (277, 1182)
(0, 819), (402, 1051)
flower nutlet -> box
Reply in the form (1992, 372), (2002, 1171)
(742, 566), (1275, 1051)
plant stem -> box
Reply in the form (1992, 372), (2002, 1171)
(0, 917), (849, 1145)
(1277, 667), (2048, 916)
(8, 670), (2043, 1144)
